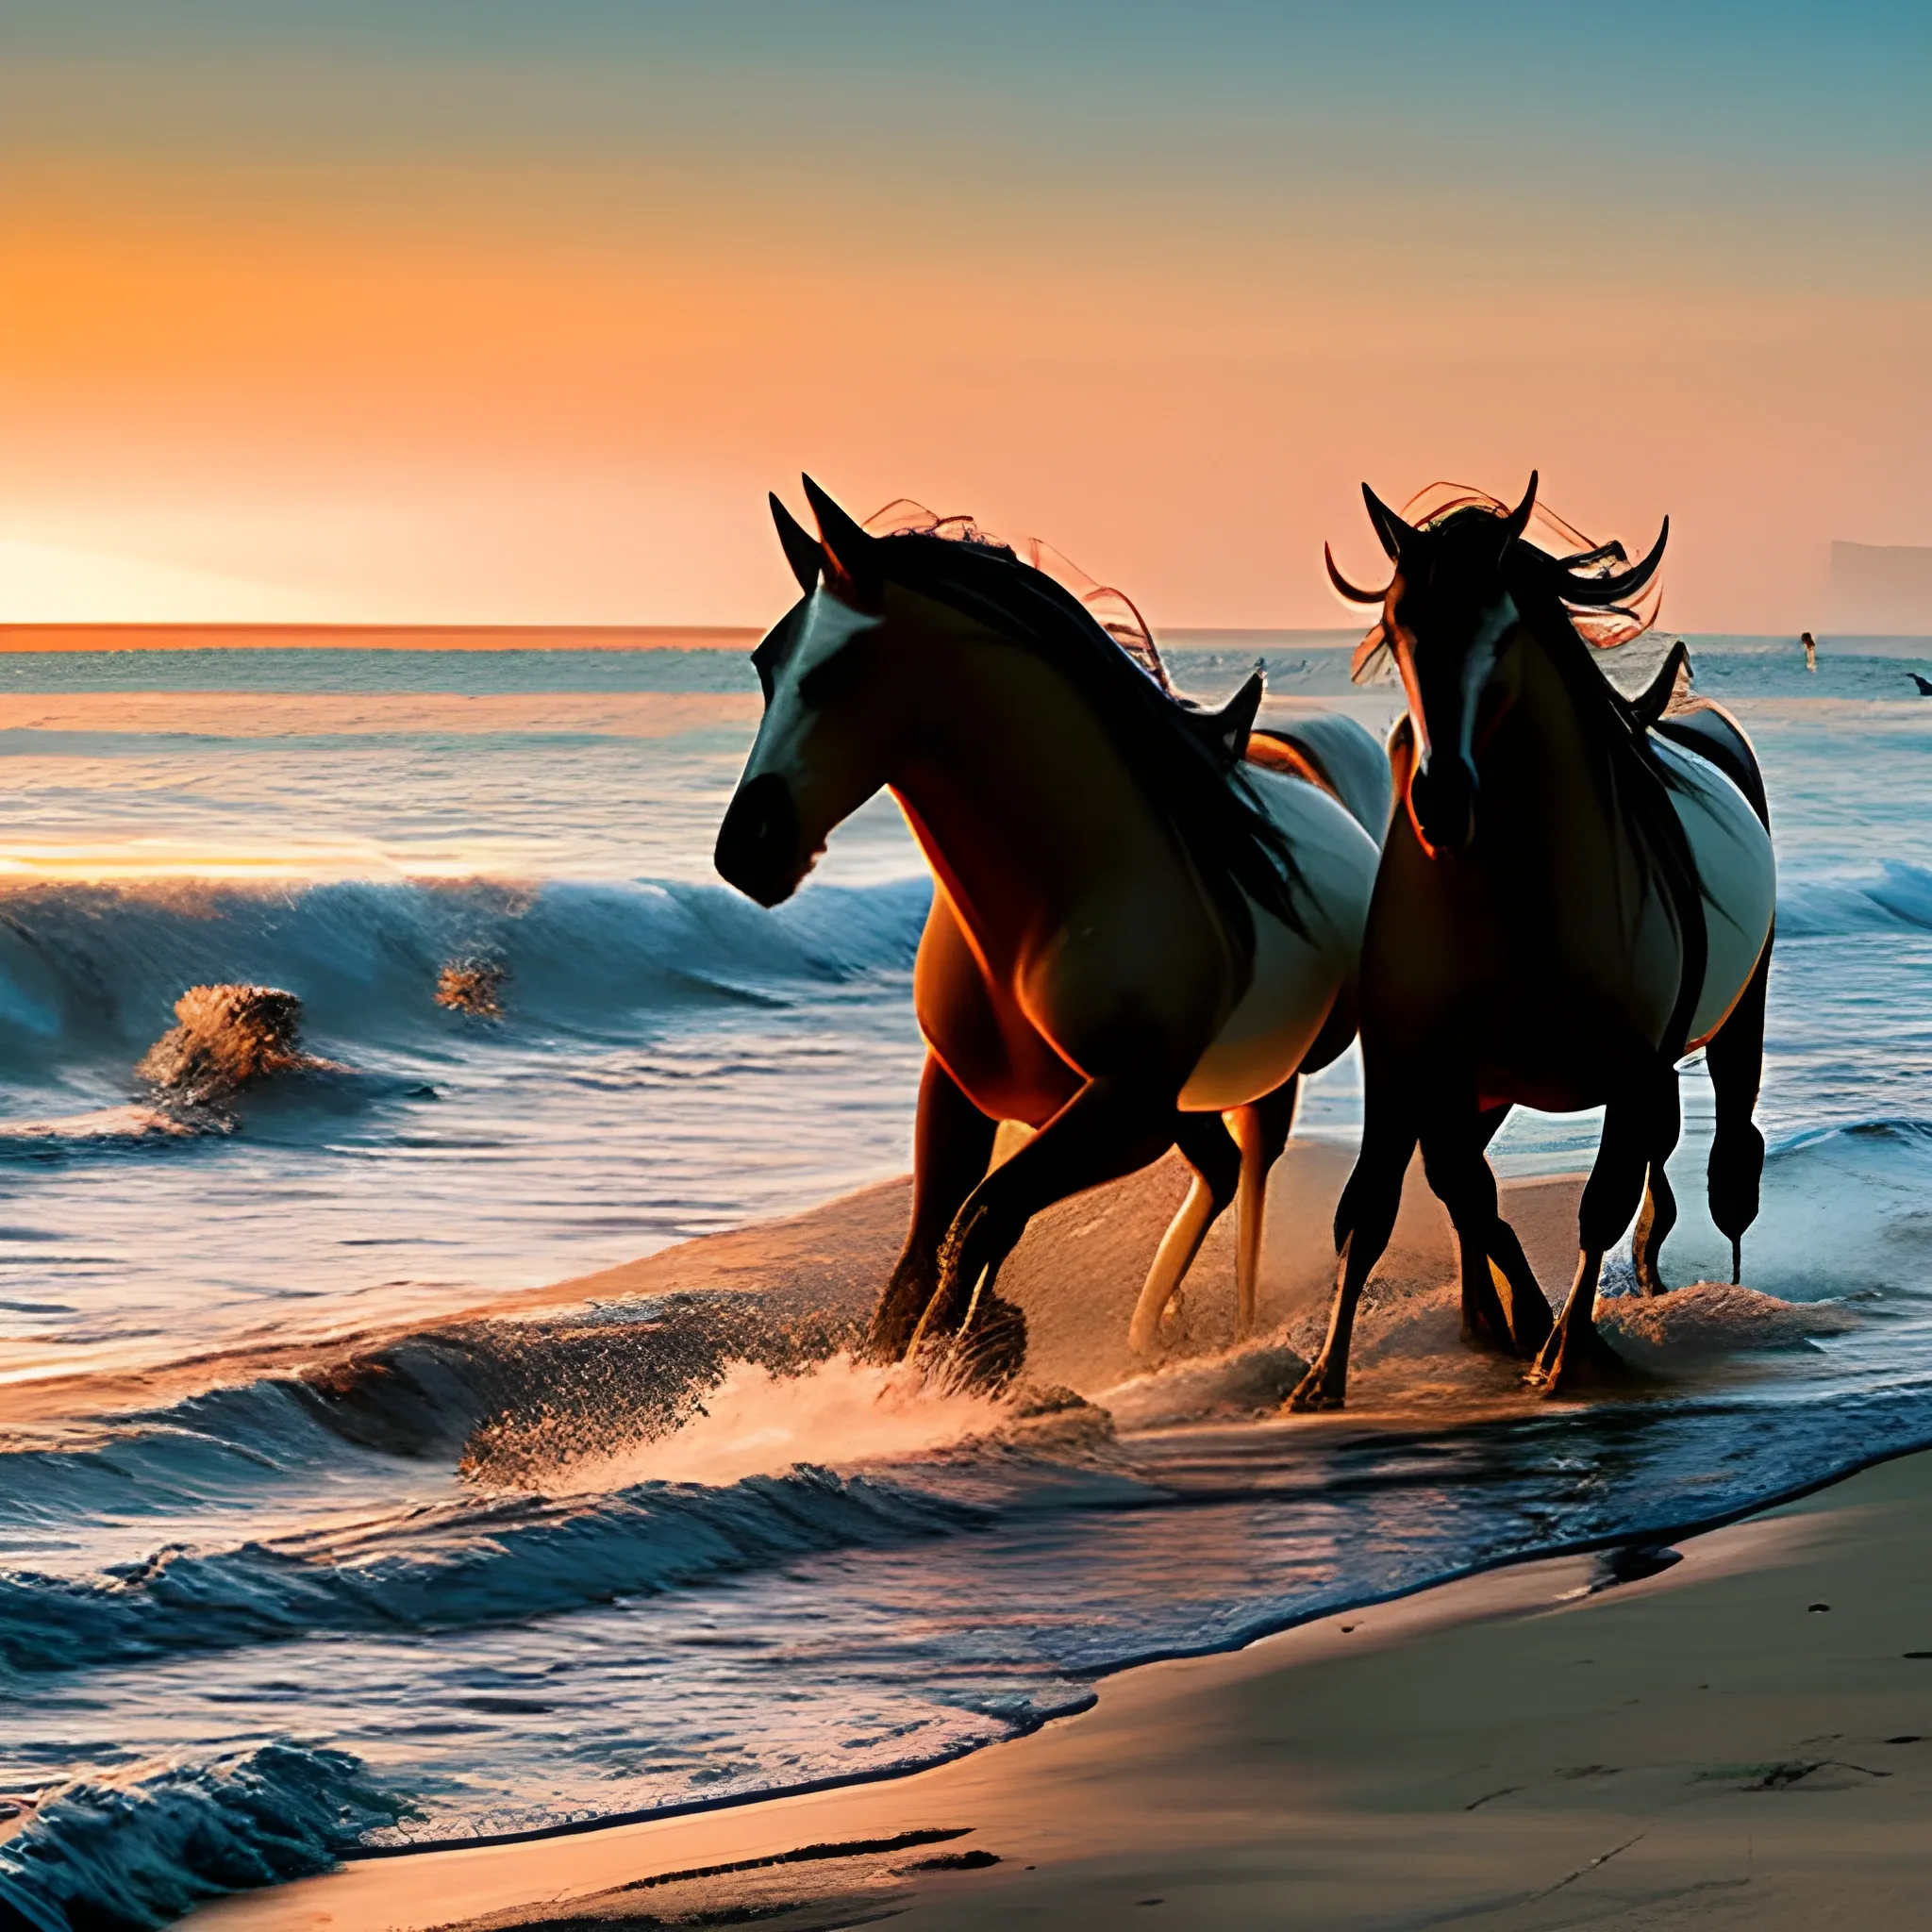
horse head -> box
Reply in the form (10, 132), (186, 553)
(714, 478), (907, 906)
(1327, 475), (1666, 858)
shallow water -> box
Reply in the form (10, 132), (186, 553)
(3, 630), (1932, 1928)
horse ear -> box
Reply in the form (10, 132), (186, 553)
(1630, 638), (1691, 728)
(1216, 669), (1266, 761)
(770, 492), (823, 595)
(1361, 483), (1414, 565)
(1496, 472), (1538, 555)
(801, 475), (880, 602)
(1185, 669), (1265, 767)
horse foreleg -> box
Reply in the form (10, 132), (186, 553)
(870, 1054), (997, 1361)
(1632, 1072), (1683, 1296)
(912, 1074), (1178, 1388)
(1232, 1076), (1300, 1341)
(1705, 924), (1773, 1284)
(1530, 1091), (1649, 1393)
(1289, 1100), (1415, 1411)
(1128, 1110), (1243, 1355)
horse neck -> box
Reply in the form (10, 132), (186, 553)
(1476, 626), (1634, 878)
(884, 639), (1169, 962)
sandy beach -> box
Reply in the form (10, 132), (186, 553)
(185, 1416), (1932, 1931)
(57, 1139), (1893, 1932)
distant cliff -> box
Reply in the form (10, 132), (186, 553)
(1826, 541), (1932, 634)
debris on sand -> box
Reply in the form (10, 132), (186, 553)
(435, 957), (507, 1018)
(137, 984), (340, 1108)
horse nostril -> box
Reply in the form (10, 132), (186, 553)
(714, 773), (801, 906)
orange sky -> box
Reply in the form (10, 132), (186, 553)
(4, 7), (1929, 632)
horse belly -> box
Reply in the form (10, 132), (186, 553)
(1179, 906), (1339, 1110)
(1654, 735), (1776, 1048)
(1178, 770), (1378, 1110)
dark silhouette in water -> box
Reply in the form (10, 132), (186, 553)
(1911, 673), (1932, 696)
(138, 984), (337, 1109)
(1803, 631), (1817, 672)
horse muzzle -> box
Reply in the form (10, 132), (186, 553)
(714, 772), (805, 907)
(1407, 753), (1479, 858)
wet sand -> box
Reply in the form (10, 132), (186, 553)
(0, 1137), (1576, 1430)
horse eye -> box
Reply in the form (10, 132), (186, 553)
(797, 637), (873, 708)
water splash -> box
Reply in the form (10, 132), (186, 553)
(561, 1354), (1012, 1490)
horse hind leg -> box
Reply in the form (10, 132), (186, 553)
(1531, 1089), (1652, 1393)
(1705, 927), (1774, 1284)
(1423, 1106), (1553, 1360)
(1463, 1104), (1554, 1356)
(1128, 1112), (1242, 1355)
(1632, 1073), (1683, 1297)
(1232, 1076), (1300, 1341)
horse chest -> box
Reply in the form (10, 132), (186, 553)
(1366, 819), (1675, 1066)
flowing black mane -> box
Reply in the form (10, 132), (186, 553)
(1436, 508), (1712, 1058)
(870, 528), (1313, 949)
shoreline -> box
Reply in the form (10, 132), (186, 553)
(189, 1444), (1932, 1930)
(321, 1429), (1932, 1869)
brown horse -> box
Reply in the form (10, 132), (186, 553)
(714, 479), (1389, 1383)
(1292, 476), (1775, 1405)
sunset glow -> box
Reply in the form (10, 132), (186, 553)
(5, 3), (1928, 632)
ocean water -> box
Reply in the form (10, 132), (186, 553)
(3, 631), (1931, 1929)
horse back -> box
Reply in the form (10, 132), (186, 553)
(1652, 700), (1770, 831)
(1646, 728), (1775, 1050)
(1247, 710), (1393, 843)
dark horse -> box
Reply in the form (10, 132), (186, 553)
(714, 479), (1389, 1383)
(1293, 476), (1775, 1404)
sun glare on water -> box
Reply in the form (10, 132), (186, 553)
(0, 837), (538, 883)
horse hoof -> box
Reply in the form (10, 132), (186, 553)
(1286, 1374), (1344, 1413)
(1527, 1329), (1632, 1396)
(941, 1294), (1028, 1392)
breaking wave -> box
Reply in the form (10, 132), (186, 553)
(0, 874), (929, 1077)
(0, 1465), (986, 1685)
(1776, 860), (1932, 937)
(0, 1743), (411, 1932)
